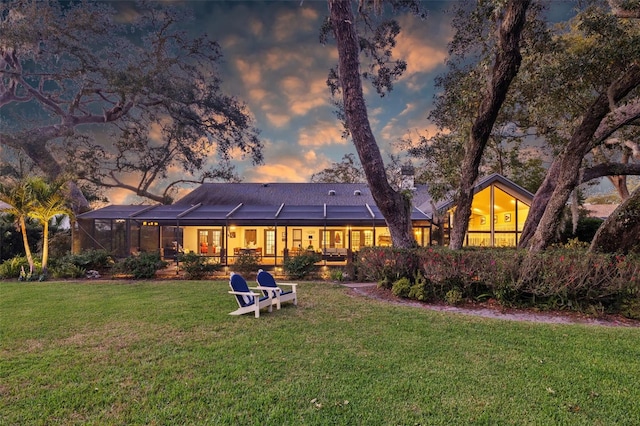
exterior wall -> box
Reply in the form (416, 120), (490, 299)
(175, 224), (431, 266)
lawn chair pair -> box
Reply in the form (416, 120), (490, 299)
(228, 269), (297, 318)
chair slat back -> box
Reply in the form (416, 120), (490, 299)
(230, 273), (253, 307)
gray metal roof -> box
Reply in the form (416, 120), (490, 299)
(77, 202), (430, 226)
(175, 182), (434, 210)
(78, 176), (529, 225)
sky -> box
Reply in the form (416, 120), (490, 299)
(107, 0), (457, 203)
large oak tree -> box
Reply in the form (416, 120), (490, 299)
(326, 0), (421, 248)
(0, 0), (262, 214)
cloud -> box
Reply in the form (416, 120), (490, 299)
(282, 76), (329, 116)
(298, 120), (346, 147)
(273, 7), (319, 42)
(265, 113), (291, 128)
(394, 18), (449, 78)
(247, 163), (308, 182)
(235, 58), (263, 87)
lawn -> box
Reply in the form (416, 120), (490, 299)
(1, 280), (640, 425)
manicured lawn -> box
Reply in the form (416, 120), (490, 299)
(1, 280), (640, 425)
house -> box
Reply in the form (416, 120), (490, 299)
(75, 174), (534, 265)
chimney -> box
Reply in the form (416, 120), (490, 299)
(400, 165), (415, 190)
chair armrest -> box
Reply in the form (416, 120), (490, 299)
(277, 283), (298, 290)
(228, 290), (259, 297)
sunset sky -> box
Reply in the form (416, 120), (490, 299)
(104, 0), (456, 203)
(106, 1), (576, 203)
(192, 1), (450, 179)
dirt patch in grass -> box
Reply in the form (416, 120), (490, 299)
(346, 283), (640, 328)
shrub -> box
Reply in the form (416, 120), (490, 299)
(445, 288), (463, 306)
(391, 277), (411, 298)
(357, 247), (420, 288)
(178, 252), (221, 279)
(283, 251), (321, 279)
(233, 251), (261, 275)
(0, 256), (42, 280)
(114, 252), (168, 279)
(53, 249), (114, 272)
(356, 246), (640, 319)
(329, 268), (344, 282)
(49, 263), (86, 279)
(408, 271), (430, 301)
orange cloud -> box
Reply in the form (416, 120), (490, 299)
(273, 7), (319, 42)
(395, 15), (450, 78)
(298, 120), (346, 147)
(265, 112), (291, 128)
(235, 58), (263, 87)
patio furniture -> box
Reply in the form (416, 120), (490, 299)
(228, 272), (273, 318)
(255, 269), (297, 310)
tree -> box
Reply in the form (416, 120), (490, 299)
(326, 0), (421, 248)
(448, 0), (531, 250)
(27, 177), (71, 276)
(0, 0), (262, 213)
(518, 5), (640, 251)
(589, 184), (640, 253)
(311, 153), (365, 183)
(0, 179), (36, 273)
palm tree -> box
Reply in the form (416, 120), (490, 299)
(27, 177), (71, 276)
(0, 179), (36, 274)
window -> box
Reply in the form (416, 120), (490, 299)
(352, 232), (361, 251)
(244, 229), (257, 247)
(264, 229), (275, 255)
(292, 229), (302, 249)
(198, 229), (222, 255)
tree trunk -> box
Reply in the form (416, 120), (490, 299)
(42, 221), (50, 275)
(449, 0), (530, 249)
(607, 175), (630, 200)
(590, 185), (640, 254)
(19, 216), (34, 274)
(328, 0), (415, 248)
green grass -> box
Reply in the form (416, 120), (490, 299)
(1, 280), (640, 425)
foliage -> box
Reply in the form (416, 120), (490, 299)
(53, 249), (114, 273)
(25, 177), (71, 275)
(0, 256), (37, 279)
(391, 277), (411, 298)
(445, 288), (463, 306)
(232, 251), (261, 275)
(0, 0), (262, 206)
(356, 247), (420, 288)
(356, 247), (640, 318)
(329, 268), (345, 282)
(311, 153), (365, 183)
(283, 251), (321, 279)
(0, 217), (40, 262)
(49, 263), (86, 280)
(178, 252), (221, 279)
(114, 252), (168, 280)
(0, 178), (37, 272)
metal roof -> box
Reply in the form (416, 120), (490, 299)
(78, 201), (431, 225)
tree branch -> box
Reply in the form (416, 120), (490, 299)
(592, 97), (640, 146)
(581, 162), (640, 183)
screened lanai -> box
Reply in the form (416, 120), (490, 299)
(76, 201), (433, 266)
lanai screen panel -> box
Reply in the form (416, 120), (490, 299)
(276, 205), (326, 225)
(133, 205), (196, 224)
(178, 205), (236, 226)
(324, 205), (380, 226)
(229, 205), (281, 222)
(77, 205), (153, 220)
